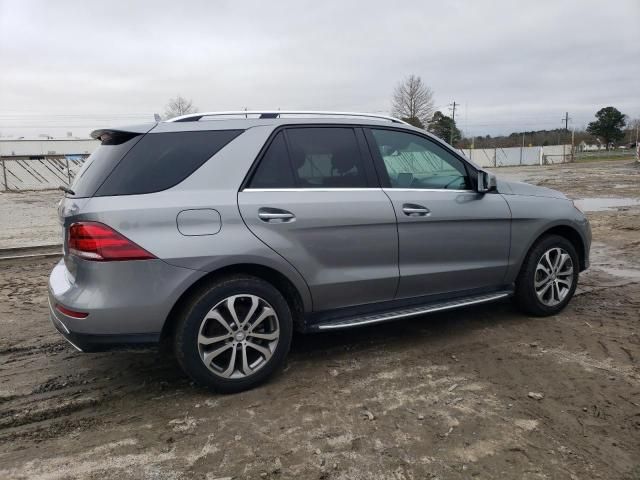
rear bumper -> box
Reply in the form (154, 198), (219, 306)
(48, 257), (204, 344)
(49, 300), (159, 351)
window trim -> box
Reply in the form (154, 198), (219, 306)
(241, 124), (379, 191)
(363, 126), (478, 191)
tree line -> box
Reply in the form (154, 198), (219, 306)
(391, 75), (636, 150)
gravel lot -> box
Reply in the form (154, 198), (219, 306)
(0, 160), (639, 479)
(0, 189), (61, 249)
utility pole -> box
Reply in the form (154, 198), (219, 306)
(449, 101), (457, 145)
(636, 122), (640, 162)
(562, 112), (571, 163)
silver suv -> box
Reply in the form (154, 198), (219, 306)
(49, 111), (591, 393)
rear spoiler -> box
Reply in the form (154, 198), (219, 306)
(90, 123), (157, 142)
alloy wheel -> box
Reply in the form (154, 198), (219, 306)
(534, 247), (574, 307)
(197, 294), (280, 379)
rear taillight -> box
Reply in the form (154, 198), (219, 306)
(67, 222), (156, 261)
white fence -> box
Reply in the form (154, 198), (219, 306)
(457, 145), (572, 167)
(1, 144), (574, 191)
(1, 156), (87, 191)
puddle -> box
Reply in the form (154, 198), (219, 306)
(574, 197), (640, 212)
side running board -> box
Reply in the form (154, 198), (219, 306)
(312, 291), (512, 331)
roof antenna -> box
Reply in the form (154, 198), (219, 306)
(153, 113), (161, 122)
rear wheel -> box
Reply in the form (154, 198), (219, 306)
(515, 235), (579, 316)
(174, 275), (293, 393)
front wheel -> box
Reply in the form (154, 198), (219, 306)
(173, 275), (293, 393)
(514, 235), (579, 316)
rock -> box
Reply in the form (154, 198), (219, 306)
(362, 410), (375, 421)
(314, 448), (321, 455)
(528, 392), (544, 400)
(418, 414), (425, 420)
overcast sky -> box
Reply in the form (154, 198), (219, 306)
(1, 0), (639, 138)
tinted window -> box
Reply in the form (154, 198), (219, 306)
(248, 132), (295, 188)
(371, 129), (469, 190)
(70, 132), (141, 198)
(95, 130), (243, 196)
(287, 128), (367, 188)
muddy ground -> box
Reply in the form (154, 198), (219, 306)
(0, 160), (639, 480)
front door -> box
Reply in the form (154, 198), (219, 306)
(366, 127), (511, 300)
(238, 126), (398, 311)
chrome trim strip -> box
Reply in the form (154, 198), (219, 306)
(62, 337), (83, 352)
(316, 292), (511, 330)
(383, 188), (475, 193)
(166, 110), (409, 125)
(242, 187), (475, 193)
(243, 188), (382, 192)
(48, 298), (83, 352)
(48, 297), (70, 334)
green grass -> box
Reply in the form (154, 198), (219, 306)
(574, 154), (636, 163)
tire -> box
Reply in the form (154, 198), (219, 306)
(173, 275), (293, 393)
(514, 234), (579, 317)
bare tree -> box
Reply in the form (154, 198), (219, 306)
(164, 95), (198, 119)
(391, 75), (435, 128)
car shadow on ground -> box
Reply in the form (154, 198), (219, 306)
(72, 298), (530, 394)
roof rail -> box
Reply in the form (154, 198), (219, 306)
(165, 110), (409, 125)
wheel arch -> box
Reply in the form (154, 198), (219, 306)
(161, 263), (308, 342)
(525, 224), (587, 272)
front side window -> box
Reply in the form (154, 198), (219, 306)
(370, 129), (469, 190)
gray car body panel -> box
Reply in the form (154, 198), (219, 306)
(239, 189), (399, 310)
(382, 189), (512, 298)
(49, 115), (591, 344)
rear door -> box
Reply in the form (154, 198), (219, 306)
(365, 127), (511, 300)
(238, 126), (398, 311)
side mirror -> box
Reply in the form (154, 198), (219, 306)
(477, 170), (497, 193)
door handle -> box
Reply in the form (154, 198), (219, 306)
(258, 208), (296, 223)
(402, 204), (430, 216)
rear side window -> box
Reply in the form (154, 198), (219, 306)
(248, 127), (368, 189)
(249, 132), (295, 188)
(95, 130), (243, 196)
(287, 128), (367, 188)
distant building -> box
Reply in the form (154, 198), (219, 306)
(0, 138), (98, 159)
(577, 140), (605, 152)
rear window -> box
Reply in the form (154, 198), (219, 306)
(95, 130), (243, 196)
(70, 132), (141, 198)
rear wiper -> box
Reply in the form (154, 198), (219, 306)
(59, 185), (75, 195)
